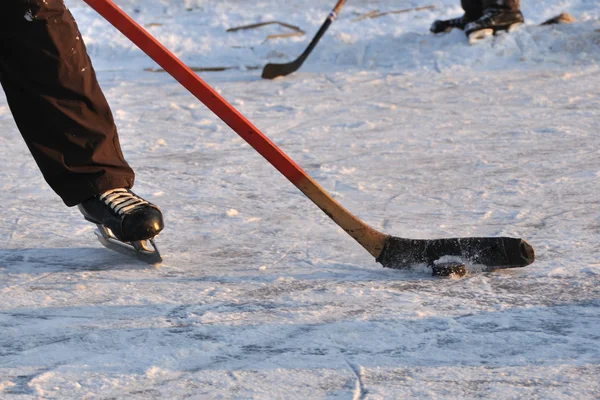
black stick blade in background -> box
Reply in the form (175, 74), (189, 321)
(262, 0), (347, 79)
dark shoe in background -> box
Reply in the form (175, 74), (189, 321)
(464, 8), (525, 42)
(430, 14), (473, 34)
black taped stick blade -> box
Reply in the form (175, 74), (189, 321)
(376, 236), (535, 270)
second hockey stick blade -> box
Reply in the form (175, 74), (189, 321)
(262, 0), (347, 79)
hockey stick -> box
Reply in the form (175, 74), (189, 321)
(261, 0), (347, 79)
(84, 0), (535, 274)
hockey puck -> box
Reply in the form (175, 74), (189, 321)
(432, 262), (467, 277)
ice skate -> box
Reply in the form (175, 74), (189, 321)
(465, 8), (524, 44)
(78, 188), (164, 264)
(430, 14), (471, 34)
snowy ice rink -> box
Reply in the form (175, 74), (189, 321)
(1, 0), (599, 398)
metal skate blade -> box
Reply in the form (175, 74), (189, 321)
(468, 28), (493, 44)
(94, 226), (162, 265)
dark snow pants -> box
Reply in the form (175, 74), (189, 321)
(0, 0), (134, 206)
(461, 0), (521, 20)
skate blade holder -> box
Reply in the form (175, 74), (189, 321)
(468, 28), (493, 44)
(94, 225), (162, 264)
(468, 22), (522, 44)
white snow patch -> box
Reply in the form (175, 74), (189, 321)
(0, 381), (15, 391)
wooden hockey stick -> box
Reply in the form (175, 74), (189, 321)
(84, 0), (535, 274)
(226, 21), (304, 33)
(261, 0), (347, 79)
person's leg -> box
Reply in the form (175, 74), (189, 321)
(462, 0), (484, 21)
(482, 0), (520, 12)
(0, 0), (134, 207)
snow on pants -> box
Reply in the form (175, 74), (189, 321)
(461, 0), (521, 20)
(0, 0), (134, 206)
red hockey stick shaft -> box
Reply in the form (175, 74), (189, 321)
(83, 0), (388, 257)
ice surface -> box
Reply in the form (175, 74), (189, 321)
(0, 0), (599, 398)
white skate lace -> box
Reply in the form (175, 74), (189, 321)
(99, 188), (150, 216)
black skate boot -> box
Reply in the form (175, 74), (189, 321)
(464, 8), (524, 43)
(430, 15), (471, 34)
(78, 188), (164, 263)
